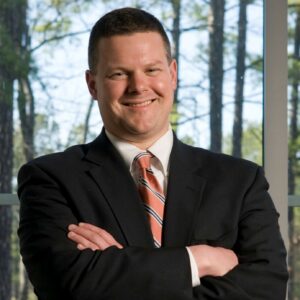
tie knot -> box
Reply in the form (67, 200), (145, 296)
(134, 152), (152, 169)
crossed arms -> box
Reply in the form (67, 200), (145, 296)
(68, 222), (238, 278)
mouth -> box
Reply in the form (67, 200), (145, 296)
(124, 99), (156, 107)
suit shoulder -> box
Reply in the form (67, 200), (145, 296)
(181, 142), (260, 173)
(20, 143), (88, 171)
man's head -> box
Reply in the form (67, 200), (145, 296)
(88, 7), (172, 73)
(86, 8), (177, 149)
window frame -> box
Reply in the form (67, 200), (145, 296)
(264, 0), (288, 247)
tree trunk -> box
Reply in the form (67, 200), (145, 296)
(288, 5), (300, 300)
(1, 1), (32, 300)
(171, 0), (181, 105)
(170, 0), (181, 132)
(208, 0), (225, 152)
(14, 2), (32, 299)
(17, 76), (35, 161)
(14, 0), (34, 162)
(232, 0), (249, 158)
(0, 0), (17, 298)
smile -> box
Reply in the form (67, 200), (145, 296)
(125, 99), (155, 107)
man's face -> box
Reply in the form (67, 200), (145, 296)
(86, 32), (177, 147)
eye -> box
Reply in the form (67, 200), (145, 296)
(146, 68), (161, 75)
(108, 71), (127, 80)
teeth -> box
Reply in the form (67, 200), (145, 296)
(127, 100), (153, 107)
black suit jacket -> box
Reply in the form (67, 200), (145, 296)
(18, 130), (288, 300)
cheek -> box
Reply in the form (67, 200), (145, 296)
(99, 81), (126, 100)
(153, 76), (175, 95)
(152, 80), (169, 96)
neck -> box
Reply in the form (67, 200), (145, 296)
(106, 129), (169, 150)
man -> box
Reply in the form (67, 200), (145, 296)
(18, 7), (288, 300)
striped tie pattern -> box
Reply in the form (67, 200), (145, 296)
(134, 152), (165, 247)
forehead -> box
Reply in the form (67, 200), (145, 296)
(96, 32), (168, 64)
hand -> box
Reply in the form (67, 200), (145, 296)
(68, 222), (123, 251)
(188, 245), (238, 278)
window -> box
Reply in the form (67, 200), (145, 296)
(288, 2), (300, 298)
(0, 1), (291, 299)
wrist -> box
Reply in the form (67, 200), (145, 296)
(188, 245), (210, 278)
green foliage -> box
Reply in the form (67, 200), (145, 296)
(170, 103), (180, 132)
(65, 123), (97, 147)
(34, 113), (62, 155)
(242, 123), (262, 165)
(0, 28), (16, 69)
(13, 128), (26, 181)
(288, 1), (300, 40)
(289, 0), (300, 6)
(246, 54), (263, 72)
(180, 135), (195, 146)
(10, 206), (21, 300)
(223, 122), (262, 165)
(290, 207), (300, 297)
(66, 123), (87, 146)
(288, 56), (300, 83)
(189, 1), (208, 23)
(0, 28), (30, 78)
(34, 19), (72, 34)
(31, 0), (94, 47)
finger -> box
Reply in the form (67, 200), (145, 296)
(68, 225), (112, 250)
(68, 223), (123, 249)
(77, 243), (97, 251)
(78, 223), (123, 249)
(68, 231), (100, 251)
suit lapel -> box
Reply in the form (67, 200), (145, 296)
(163, 137), (207, 247)
(83, 131), (154, 248)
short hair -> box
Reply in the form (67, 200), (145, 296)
(88, 7), (172, 71)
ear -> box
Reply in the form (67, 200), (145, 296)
(169, 59), (178, 90)
(85, 70), (98, 99)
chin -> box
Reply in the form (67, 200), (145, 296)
(127, 122), (154, 134)
(130, 128), (153, 136)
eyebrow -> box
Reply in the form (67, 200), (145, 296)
(144, 60), (164, 66)
(107, 60), (165, 70)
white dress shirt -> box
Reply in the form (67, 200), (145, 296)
(105, 128), (200, 287)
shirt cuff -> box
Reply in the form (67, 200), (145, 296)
(186, 247), (201, 287)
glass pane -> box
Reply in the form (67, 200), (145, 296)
(288, 2), (300, 299)
(288, 207), (300, 299)
(0, 0), (263, 299)
(176, 0), (263, 164)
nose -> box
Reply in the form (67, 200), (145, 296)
(127, 71), (148, 94)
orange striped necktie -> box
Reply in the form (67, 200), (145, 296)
(134, 152), (165, 248)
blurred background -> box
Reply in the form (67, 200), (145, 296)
(0, 0), (298, 299)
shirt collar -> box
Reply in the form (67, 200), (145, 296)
(105, 127), (173, 175)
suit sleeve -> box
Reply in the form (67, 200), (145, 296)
(18, 162), (288, 300)
(191, 166), (288, 300)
